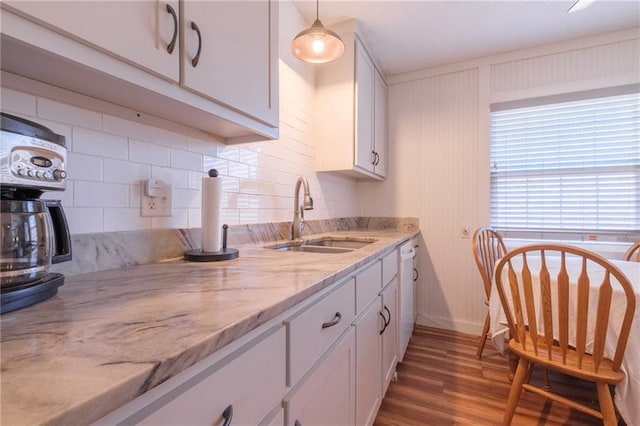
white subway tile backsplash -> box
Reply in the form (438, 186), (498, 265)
(74, 181), (129, 208)
(103, 114), (151, 141)
(64, 207), (103, 234)
(187, 208), (201, 228)
(187, 136), (220, 155)
(221, 176), (240, 193)
(152, 211), (188, 229)
(129, 184), (142, 208)
(216, 145), (239, 161)
(38, 98), (102, 130)
(203, 156), (229, 175)
(103, 159), (151, 184)
(1, 88), (36, 116)
(173, 188), (201, 209)
(171, 149), (202, 171)
(228, 161), (250, 179)
(151, 166), (189, 189)
(68, 153), (103, 181)
(188, 171), (205, 190)
(238, 148), (259, 166)
(153, 127), (188, 149)
(104, 208), (150, 232)
(129, 139), (170, 166)
(41, 181), (74, 207)
(73, 127), (128, 159)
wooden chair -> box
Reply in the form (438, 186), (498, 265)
(494, 244), (636, 426)
(471, 226), (507, 359)
(624, 241), (640, 262)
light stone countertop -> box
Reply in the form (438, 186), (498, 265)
(0, 229), (418, 425)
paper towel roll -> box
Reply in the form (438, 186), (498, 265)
(201, 174), (222, 252)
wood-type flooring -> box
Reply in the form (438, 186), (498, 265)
(374, 325), (625, 425)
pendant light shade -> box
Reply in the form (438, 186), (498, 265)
(291, 0), (345, 63)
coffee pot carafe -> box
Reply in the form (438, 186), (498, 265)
(1, 113), (72, 313)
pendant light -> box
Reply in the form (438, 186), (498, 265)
(291, 0), (345, 63)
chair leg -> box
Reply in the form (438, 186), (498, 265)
(596, 382), (618, 426)
(476, 311), (491, 359)
(502, 358), (530, 426)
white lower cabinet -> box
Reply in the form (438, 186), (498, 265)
(353, 298), (382, 426)
(136, 327), (285, 425)
(352, 248), (399, 426)
(284, 327), (356, 426)
(96, 242), (408, 426)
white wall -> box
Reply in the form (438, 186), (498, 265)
(357, 29), (640, 334)
(0, 0), (358, 236)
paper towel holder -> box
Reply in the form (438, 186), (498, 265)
(184, 224), (239, 262)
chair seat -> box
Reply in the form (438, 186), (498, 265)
(509, 338), (626, 384)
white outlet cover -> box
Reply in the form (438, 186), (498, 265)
(141, 179), (172, 217)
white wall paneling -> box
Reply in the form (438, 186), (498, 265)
(358, 28), (640, 334)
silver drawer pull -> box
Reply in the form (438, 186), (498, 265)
(321, 312), (342, 329)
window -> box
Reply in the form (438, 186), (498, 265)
(490, 85), (640, 241)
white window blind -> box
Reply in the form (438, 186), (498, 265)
(490, 88), (640, 240)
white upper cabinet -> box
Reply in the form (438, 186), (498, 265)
(0, 0), (279, 142)
(315, 23), (388, 180)
(2, 1), (180, 82)
(181, 0), (278, 127)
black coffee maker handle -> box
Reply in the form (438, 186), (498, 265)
(45, 200), (72, 264)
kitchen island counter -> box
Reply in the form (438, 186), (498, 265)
(0, 228), (418, 425)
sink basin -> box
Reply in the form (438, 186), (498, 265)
(305, 237), (376, 249)
(273, 245), (354, 254)
(266, 236), (377, 253)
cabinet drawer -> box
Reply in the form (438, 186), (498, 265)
(355, 260), (382, 315)
(137, 327), (286, 425)
(286, 278), (355, 386)
(382, 249), (398, 287)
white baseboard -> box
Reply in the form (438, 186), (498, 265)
(416, 314), (484, 335)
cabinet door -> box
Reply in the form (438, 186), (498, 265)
(285, 328), (356, 426)
(381, 278), (398, 394)
(137, 327), (286, 425)
(373, 69), (388, 178)
(181, 0), (278, 126)
(354, 299), (382, 426)
(2, 0), (180, 82)
(354, 40), (375, 174)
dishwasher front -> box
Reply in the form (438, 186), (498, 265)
(398, 239), (416, 362)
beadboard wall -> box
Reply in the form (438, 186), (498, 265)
(357, 28), (640, 334)
(0, 1), (358, 235)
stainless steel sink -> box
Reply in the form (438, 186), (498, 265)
(305, 237), (376, 249)
(265, 236), (377, 253)
(273, 245), (354, 254)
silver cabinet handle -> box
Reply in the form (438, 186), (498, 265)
(321, 312), (342, 329)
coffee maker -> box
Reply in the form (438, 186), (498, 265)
(1, 112), (72, 313)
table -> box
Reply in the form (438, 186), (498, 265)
(489, 257), (640, 425)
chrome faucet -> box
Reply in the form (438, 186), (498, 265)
(292, 176), (314, 240)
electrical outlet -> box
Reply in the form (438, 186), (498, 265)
(141, 179), (172, 217)
(460, 225), (471, 239)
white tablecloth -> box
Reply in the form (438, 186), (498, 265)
(489, 257), (640, 424)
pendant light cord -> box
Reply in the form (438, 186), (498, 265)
(316, 0), (319, 20)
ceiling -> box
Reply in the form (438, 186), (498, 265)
(291, 0), (640, 76)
